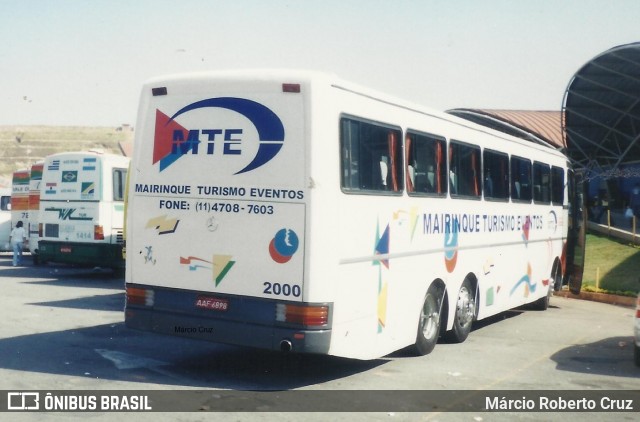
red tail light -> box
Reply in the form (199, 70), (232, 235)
(94, 225), (104, 240)
(276, 304), (329, 327)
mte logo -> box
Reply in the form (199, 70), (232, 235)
(153, 97), (285, 174)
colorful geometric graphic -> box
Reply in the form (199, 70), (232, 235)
(145, 215), (180, 235)
(372, 219), (393, 333)
(374, 224), (390, 269)
(81, 182), (95, 198)
(444, 218), (459, 273)
(180, 255), (235, 287)
(522, 216), (531, 245)
(269, 228), (299, 263)
(509, 262), (536, 297)
(377, 278), (388, 332)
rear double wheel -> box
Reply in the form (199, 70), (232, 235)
(445, 278), (475, 343)
(413, 284), (442, 355)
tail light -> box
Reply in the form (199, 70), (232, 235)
(126, 287), (154, 307)
(276, 304), (329, 327)
(94, 225), (104, 240)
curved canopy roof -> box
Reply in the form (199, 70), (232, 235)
(447, 109), (564, 150)
(562, 42), (640, 174)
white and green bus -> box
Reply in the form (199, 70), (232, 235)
(39, 151), (129, 270)
(125, 71), (581, 360)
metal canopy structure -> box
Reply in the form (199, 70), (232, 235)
(447, 109), (564, 150)
(562, 42), (640, 176)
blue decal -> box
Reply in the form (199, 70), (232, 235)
(160, 97), (285, 174)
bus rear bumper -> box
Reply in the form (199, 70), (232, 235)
(39, 241), (124, 268)
(125, 307), (331, 354)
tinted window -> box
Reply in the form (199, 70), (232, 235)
(449, 141), (481, 198)
(483, 149), (509, 201)
(511, 156), (532, 202)
(551, 166), (565, 205)
(405, 131), (446, 196)
(533, 162), (551, 204)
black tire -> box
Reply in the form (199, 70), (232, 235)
(634, 344), (640, 367)
(413, 284), (441, 355)
(552, 262), (563, 291)
(532, 264), (561, 311)
(445, 278), (475, 343)
(531, 290), (550, 311)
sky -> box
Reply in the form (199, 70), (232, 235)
(1, 0), (639, 127)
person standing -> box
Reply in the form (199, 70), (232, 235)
(10, 220), (27, 267)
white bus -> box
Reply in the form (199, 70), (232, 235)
(28, 161), (44, 261)
(0, 187), (11, 251)
(125, 70), (578, 360)
(11, 168), (30, 244)
(39, 151), (129, 270)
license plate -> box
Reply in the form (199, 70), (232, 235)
(60, 246), (72, 253)
(195, 296), (229, 312)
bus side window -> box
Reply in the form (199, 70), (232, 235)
(533, 162), (551, 204)
(551, 166), (565, 205)
(405, 131), (446, 196)
(449, 141), (481, 199)
(511, 156), (532, 202)
(483, 149), (509, 201)
(340, 116), (403, 194)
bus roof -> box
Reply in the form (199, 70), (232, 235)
(143, 69), (568, 160)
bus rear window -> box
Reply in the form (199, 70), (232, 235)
(340, 117), (403, 194)
(0, 195), (10, 211)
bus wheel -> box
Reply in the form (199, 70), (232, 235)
(533, 264), (560, 311)
(413, 284), (441, 355)
(445, 278), (475, 343)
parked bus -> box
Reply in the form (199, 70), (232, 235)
(0, 187), (11, 251)
(38, 151), (129, 270)
(11, 168), (30, 236)
(125, 71), (578, 360)
(28, 161), (44, 262)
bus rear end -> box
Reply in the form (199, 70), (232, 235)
(125, 72), (328, 353)
(11, 169), (30, 232)
(38, 152), (129, 269)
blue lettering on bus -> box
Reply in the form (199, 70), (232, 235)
(156, 97), (285, 174)
(171, 129), (243, 156)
